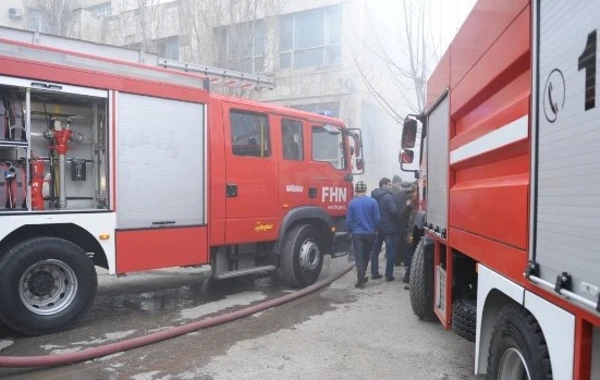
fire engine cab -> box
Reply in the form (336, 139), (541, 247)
(400, 0), (600, 378)
(0, 27), (363, 336)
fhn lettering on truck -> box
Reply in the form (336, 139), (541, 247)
(321, 187), (347, 203)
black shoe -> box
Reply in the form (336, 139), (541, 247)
(363, 276), (369, 283)
(355, 281), (365, 289)
(372, 273), (383, 280)
(385, 276), (395, 282)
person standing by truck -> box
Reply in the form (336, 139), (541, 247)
(401, 182), (418, 283)
(370, 177), (399, 281)
(346, 181), (380, 289)
(390, 176), (411, 268)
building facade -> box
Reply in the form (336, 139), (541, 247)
(0, 0), (406, 188)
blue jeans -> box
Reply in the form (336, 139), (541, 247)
(352, 234), (375, 282)
(371, 233), (397, 278)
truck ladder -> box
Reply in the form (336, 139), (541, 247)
(158, 59), (275, 90)
(0, 26), (275, 91)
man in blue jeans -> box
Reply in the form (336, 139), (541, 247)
(371, 177), (399, 281)
(346, 181), (380, 289)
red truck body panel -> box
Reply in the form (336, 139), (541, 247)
(425, 0), (531, 284)
(421, 1), (600, 376)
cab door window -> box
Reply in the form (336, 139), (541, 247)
(281, 118), (303, 160)
(311, 125), (346, 170)
(231, 110), (270, 157)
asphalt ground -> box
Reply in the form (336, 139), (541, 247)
(0, 255), (480, 380)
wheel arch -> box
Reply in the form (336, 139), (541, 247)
(0, 223), (109, 270)
(477, 264), (575, 378)
(275, 206), (334, 255)
(475, 264), (525, 375)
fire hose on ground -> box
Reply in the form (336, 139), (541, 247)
(0, 263), (355, 368)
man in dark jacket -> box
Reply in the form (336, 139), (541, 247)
(370, 177), (399, 281)
(391, 175), (410, 266)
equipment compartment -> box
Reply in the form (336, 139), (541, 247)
(0, 78), (109, 213)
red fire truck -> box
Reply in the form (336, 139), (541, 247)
(0, 27), (363, 336)
(400, 0), (600, 378)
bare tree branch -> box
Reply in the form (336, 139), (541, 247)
(26, 0), (79, 36)
(349, 0), (437, 121)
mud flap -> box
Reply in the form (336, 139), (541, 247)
(332, 232), (350, 258)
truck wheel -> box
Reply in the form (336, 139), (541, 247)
(452, 298), (476, 342)
(0, 237), (98, 336)
(487, 303), (552, 380)
(409, 239), (436, 321)
(281, 224), (323, 288)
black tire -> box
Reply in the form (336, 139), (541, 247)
(452, 298), (476, 342)
(281, 224), (323, 288)
(0, 237), (98, 336)
(409, 238), (436, 321)
(487, 303), (552, 380)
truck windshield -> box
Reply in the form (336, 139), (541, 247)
(312, 125), (346, 170)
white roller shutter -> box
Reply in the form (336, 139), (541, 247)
(115, 93), (206, 229)
(531, 0), (600, 308)
(426, 94), (450, 238)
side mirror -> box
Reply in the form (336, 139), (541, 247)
(401, 118), (417, 149)
(345, 127), (364, 175)
(399, 149), (417, 173)
(356, 158), (365, 171)
(400, 149), (414, 164)
(353, 134), (361, 157)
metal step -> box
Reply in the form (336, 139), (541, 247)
(331, 250), (349, 258)
(213, 265), (277, 280)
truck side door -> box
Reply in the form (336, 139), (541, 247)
(278, 116), (309, 210)
(308, 123), (351, 217)
(223, 104), (279, 244)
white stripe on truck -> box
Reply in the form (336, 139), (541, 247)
(450, 115), (529, 164)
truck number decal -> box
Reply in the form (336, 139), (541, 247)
(321, 187), (347, 203)
(577, 29), (597, 111)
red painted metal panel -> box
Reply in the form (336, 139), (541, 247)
(449, 0), (529, 91)
(450, 173), (529, 250)
(452, 70), (530, 150)
(115, 226), (209, 273)
(426, 51), (450, 110)
(451, 6), (530, 119)
(574, 318), (593, 380)
(450, 227), (528, 283)
(208, 98), (226, 246)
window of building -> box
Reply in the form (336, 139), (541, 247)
(88, 2), (112, 17)
(156, 36), (180, 60)
(124, 36), (180, 60)
(27, 9), (49, 34)
(281, 119), (303, 160)
(231, 110), (270, 158)
(312, 125), (346, 170)
(215, 20), (265, 73)
(279, 5), (342, 69)
(291, 102), (340, 118)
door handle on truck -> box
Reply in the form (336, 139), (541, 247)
(226, 184), (238, 197)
